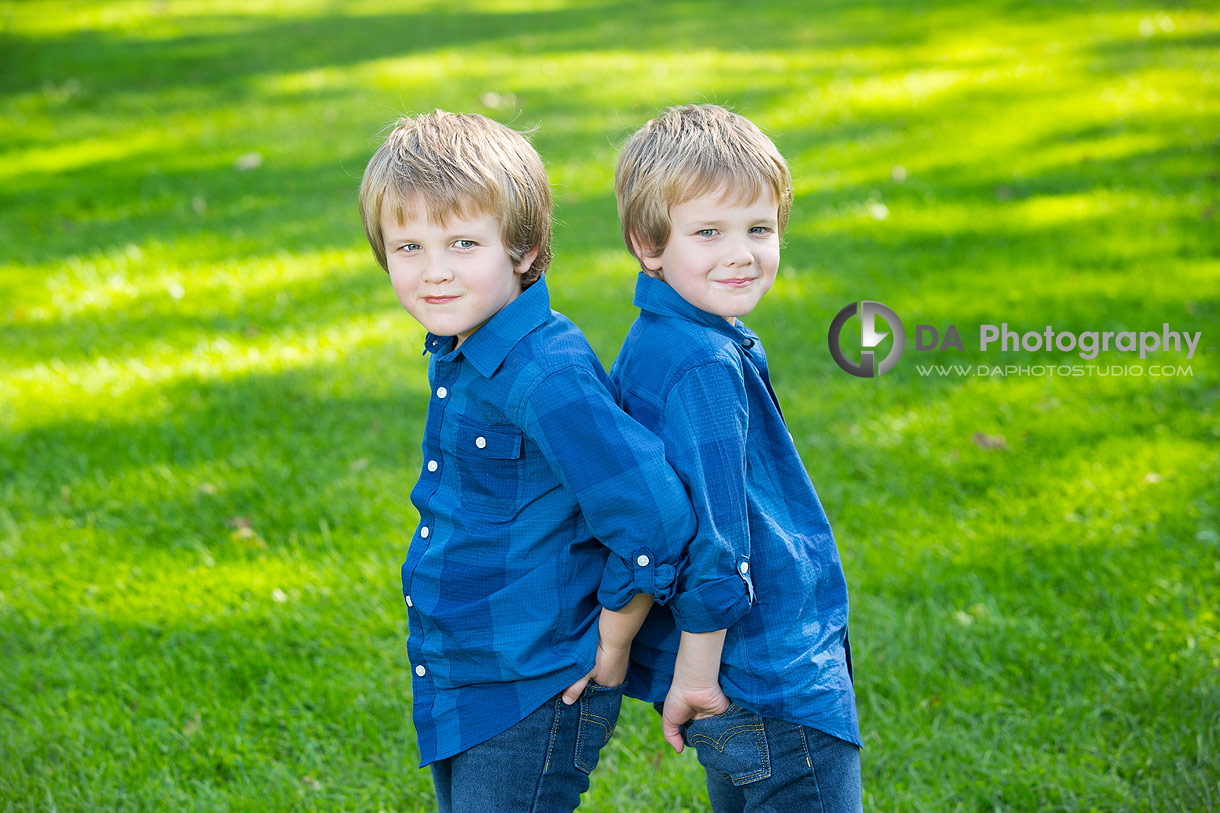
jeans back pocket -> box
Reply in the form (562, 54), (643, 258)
(684, 703), (772, 786)
(574, 682), (625, 775)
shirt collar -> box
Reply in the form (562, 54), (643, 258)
(422, 275), (553, 377)
(632, 272), (757, 343)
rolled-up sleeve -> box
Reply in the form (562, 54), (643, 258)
(658, 360), (754, 633)
(517, 364), (695, 610)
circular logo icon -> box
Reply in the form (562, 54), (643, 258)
(828, 301), (905, 377)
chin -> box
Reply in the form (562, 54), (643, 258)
(420, 320), (463, 338)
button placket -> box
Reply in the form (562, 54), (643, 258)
(405, 356), (459, 688)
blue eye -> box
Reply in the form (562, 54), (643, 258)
(454, 239), (477, 249)
(696, 229), (717, 238)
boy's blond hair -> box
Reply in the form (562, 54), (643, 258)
(615, 104), (792, 271)
(359, 110), (552, 286)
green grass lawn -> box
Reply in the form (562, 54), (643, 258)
(2, 0), (1218, 809)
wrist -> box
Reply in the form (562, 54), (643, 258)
(597, 637), (633, 653)
(671, 663), (721, 691)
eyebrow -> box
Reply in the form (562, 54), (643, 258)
(383, 225), (496, 242)
(677, 215), (778, 229)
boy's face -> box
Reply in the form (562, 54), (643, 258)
(381, 206), (537, 347)
(638, 188), (780, 324)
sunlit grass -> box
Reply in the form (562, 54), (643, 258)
(2, 0), (1218, 810)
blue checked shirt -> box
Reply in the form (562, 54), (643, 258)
(403, 277), (749, 766)
(610, 273), (861, 748)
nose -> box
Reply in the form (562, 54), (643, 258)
(724, 236), (755, 269)
(421, 254), (453, 284)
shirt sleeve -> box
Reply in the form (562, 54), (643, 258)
(656, 359), (755, 633)
(516, 363), (696, 611)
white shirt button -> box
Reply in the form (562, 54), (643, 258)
(740, 562), (750, 574)
(475, 436), (487, 449)
(637, 554), (650, 567)
(427, 460), (438, 472)
(405, 595), (413, 607)
(415, 665), (426, 677)
(436, 387), (448, 399)
(420, 526), (430, 539)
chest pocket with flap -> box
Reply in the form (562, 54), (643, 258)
(453, 419), (524, 513)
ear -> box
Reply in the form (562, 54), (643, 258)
(628, 232), (663, 272)
(512, 244), (541, 275)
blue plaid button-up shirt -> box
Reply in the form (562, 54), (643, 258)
(611, 273), (861, 748)
(404, 277), (748, 766)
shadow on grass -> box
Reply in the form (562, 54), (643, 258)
(0, 0), (951, 97)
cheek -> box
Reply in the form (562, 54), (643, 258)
(761, 246), (781, 273)
(387, 270), (416, 305)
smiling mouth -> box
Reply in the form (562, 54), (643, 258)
(717, 278), (756, 288)
(424, 295), (459, 304)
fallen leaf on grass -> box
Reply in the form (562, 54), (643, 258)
(227, 516), (267, 548)
(234, 151), (263, 171)
(972, 432), (1007, 450)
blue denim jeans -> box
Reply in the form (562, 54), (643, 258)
(681, 703), (863, 813)
(429, 681), (625, 813)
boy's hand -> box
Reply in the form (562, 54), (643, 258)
(561, 594), (653, 705)
(661, 628), (730, 752)
(561, 637), (631, 704)
(661, 679), (731, 753)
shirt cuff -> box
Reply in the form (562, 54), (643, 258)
(668, 570), (753, 633)
(597, 548), (679, 610)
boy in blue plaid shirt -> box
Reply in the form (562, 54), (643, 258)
(610, 105), (864, 812)
(358, 111), (746, 812)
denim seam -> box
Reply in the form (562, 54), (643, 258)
(525, 697), (566, 813)
(805, 726), (828, 813)
(540, 696), (563, 775)
(799, 725), (812, 768)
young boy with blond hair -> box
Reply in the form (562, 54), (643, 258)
(611, 104), (863, 812)
(358, 111), (741, 811)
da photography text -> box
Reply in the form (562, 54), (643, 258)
(827, 300), (1203, 378)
